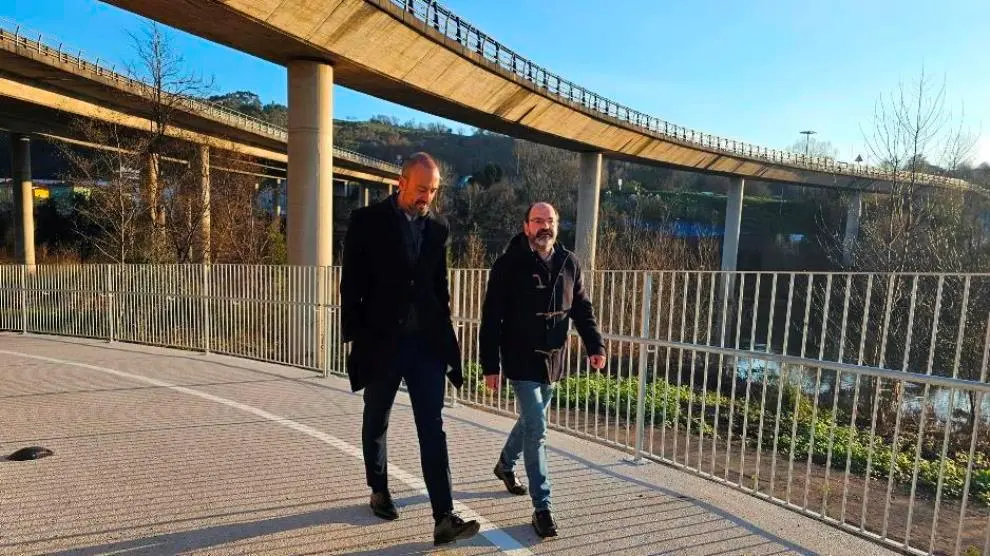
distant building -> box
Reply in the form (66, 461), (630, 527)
(0, 179), (91, 205)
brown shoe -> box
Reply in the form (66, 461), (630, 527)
(494, 460), (527, 495)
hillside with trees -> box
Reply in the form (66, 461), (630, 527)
(2, 80), (988, 270)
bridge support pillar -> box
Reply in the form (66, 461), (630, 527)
(196, 145), (211, 264)
(287, 59), (334, 372)
(721, 177), (744, 275)
(575, 152), (603, 271)
(10, 133), (35, 268)
(842, 191), (862, 267)
(717, 177), (745, 337)
(287, 59), (334, 268)
(359, 185), (370, 208)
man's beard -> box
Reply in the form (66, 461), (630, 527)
(415, 200), (429, 215)
(532, 231), (554, 250)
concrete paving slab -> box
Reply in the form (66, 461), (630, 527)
(0, 334), (896, 555)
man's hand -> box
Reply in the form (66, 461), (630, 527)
(589, 354), (606, 369)
(484, 374), (501, 391)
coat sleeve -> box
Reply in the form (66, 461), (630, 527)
(479, 257), (507, 376)
(433, 224), (452, 322)
(569, 257), (606, 357)
(340, 208), (366, 343)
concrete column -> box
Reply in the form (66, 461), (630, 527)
(359, 185), (370, 208)
(196, 145), (211, 264)
(287, 59), (334, 268)
(718, 177), (745, 339)
(10, 133), (35, 267)
(287, 59), (334, 372)
(842, 191), (862, 267)
(387, 184), (395, 196)
(575, 152), (603, 271)
(720, 177), (745, 274)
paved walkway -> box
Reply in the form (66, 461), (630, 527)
(0, 334), (895, 555)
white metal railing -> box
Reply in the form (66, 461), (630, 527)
(0, 18), (402, 177)
(379, 0), (971, 191)
(1, 264), (988, 555)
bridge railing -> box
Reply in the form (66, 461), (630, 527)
(0, 18), (403, 177)
(0, 19), (287, 139)
(387, 0), (966, 189)
(2, 264), (989, 555)
(333, 146), (403, 175)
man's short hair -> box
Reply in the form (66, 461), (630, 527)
(523, 202), (558, 223)
(401, 152), (439, 178)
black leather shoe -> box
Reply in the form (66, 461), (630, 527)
(433, 513), (481, 545)
(532, 509), (557, 538)
(370, 491), (398, 520)
(494, 461), (527, 495)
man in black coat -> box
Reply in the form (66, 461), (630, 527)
(340, 152), (479, 546)
(479, 201), (606, 538)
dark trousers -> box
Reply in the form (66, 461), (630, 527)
(362, 333), (453, 520)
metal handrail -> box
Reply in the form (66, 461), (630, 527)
(0, 18), (402, 176)
(3, 263), (989, 556)
(386, 0), (970, 189)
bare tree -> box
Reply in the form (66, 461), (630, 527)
(845, 69), (977, 273)
(128, 22), (214, 147)
(597, 220), (720, 271)
(57, 22), (215, 263)
(157, 143), (216, 263)
(57, 124), (148, 263)
(514, 140), (579, 215)
(209, 161), (284, 264)
(128, 22), (213, 262)
(455, 225), (488, 268)
(789, 137), (840, 159)
(813, 70), (985, 432)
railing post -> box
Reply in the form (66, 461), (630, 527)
(20, 264), (27, 335)
(632, 273), (653, 463)
(447, 270), (461, 408)
(323, 305), (331, 379)
(202, 264), (211, 354)
(106, 265), (115, 343)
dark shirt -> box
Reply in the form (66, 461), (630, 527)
(390, 194), (427, 261)
(390, 194), (428, 333)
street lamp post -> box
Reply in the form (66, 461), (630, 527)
(800, 130), (817, 157)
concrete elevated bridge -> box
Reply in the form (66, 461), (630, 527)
(93, 0), (975, 276)
(0, 19), (400, 266)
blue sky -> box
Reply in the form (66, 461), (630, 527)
(4, 0), (989, 165)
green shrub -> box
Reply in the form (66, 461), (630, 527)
(471, 366), (990, 505)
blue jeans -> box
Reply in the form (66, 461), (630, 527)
(500, 380), (554, 511)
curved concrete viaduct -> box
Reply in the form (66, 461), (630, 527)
(98, 0), (966, 190)
(97, 0), (975, 273)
